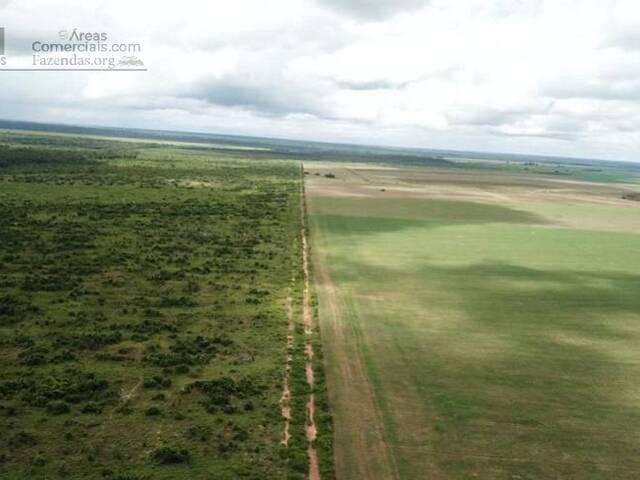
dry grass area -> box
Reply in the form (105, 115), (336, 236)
(305, 162), (640, 232)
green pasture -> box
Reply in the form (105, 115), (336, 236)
(309, 192), (640, 479)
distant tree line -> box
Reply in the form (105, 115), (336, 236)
(0, 145), (136, 168)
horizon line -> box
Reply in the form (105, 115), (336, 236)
(0, 117), (637, 166)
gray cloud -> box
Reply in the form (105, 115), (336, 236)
(542, 77), (640, 101)
(335, 79), (410, 90)
(447, 110), (527, 128)
(446, 101), (554, 128)
(188, 18), (353, 54)
(182, 78), (329, 118)
(317, 0), (429, 19)
(603, 30), (640, 52)
(490, 128), (580, 142)
(0, 0), (639, 162)
(487, 0), (543, 17)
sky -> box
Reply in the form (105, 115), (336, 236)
(0, 0), (639, 161)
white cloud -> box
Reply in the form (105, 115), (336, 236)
(0, 0), (638, 161)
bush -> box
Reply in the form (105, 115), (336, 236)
(0, 295), (40, 325)
(0, 403), (18, 417)
(131, 319), (177, 335)
(158, 295), (196, 308)
(81, 401), (103, 414)
(47, 400), (71, 415)
(18, 347), (49, 366)
(151, 447), (190, 464)
(143, 375), (171, 389)
(174, 364), (190, 374)
(32, 454), (47, 466)
(622, 192), (640, 201)
(0, 370), (113, 408)
(145, 406), (162, 416)
(144, 336), (231, 367)
(54, 331), (122, 351)
(115, 402), (133, 415)
(185, 424), (212, 442)
(185, 376), (262, 413)
(9, 431), (38, 448)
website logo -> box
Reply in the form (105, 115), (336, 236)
(0, 28), (6, 66)
(0, 27), (146, 72)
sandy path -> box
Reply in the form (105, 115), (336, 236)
(302, 184), (321, 480)
(119, 378), (142, 403)
(280, 296), (294, 447)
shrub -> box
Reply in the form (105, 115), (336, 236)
(151, 447), (190, 464)
(81, 401), (103, 414)
(52, 350), (76, 363)
(185, 376), (262, 413)
(185, 424), (212, 442)
(174, 364), (190, 374)
(47, 400), (71, 415)
(0, 295), (40, 325)
(0, 403), (18, 417)
(144, 336), (231, 367)
(54, 331), (122, 351)
(143, 375), (171, 389)
(18, 347), (49, 366)
(131, 319), (177, 334)
(3, 370), (112, 407)
(158, 295), (196, 308)
(622, 192), (640, 201)
(9, 431), (38, 448)
(32, 454), (47, 466)
(115, 402), (133, 415)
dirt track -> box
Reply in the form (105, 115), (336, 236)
(280, 296), (294, 447)
(302, 221), (320, 480)
(304, 165), (400, 480)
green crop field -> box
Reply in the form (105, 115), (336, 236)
(307, 163), (640, 479)
(0, 130), (332, 480)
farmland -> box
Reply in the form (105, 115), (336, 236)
(306, 163), (640, 479)
(2, 122), (640, 480)
(0, 129), (332, 479)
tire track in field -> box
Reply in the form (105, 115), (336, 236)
(305, 165), (400, 480)
(346, 167), (374, 185)
(302, 182), (321, 480)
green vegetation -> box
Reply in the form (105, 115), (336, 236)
(0, 130), (333, 479)
(3, 121), (638, 480)
(623, 192), (640, 201)
(307, 163), (640, 479)
(456, 157), (640, 184)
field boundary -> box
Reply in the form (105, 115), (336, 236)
(304, 163), (397, 480)
(300, 164), (336, 480)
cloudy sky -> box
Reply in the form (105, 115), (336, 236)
(1, 0), (639, 161)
